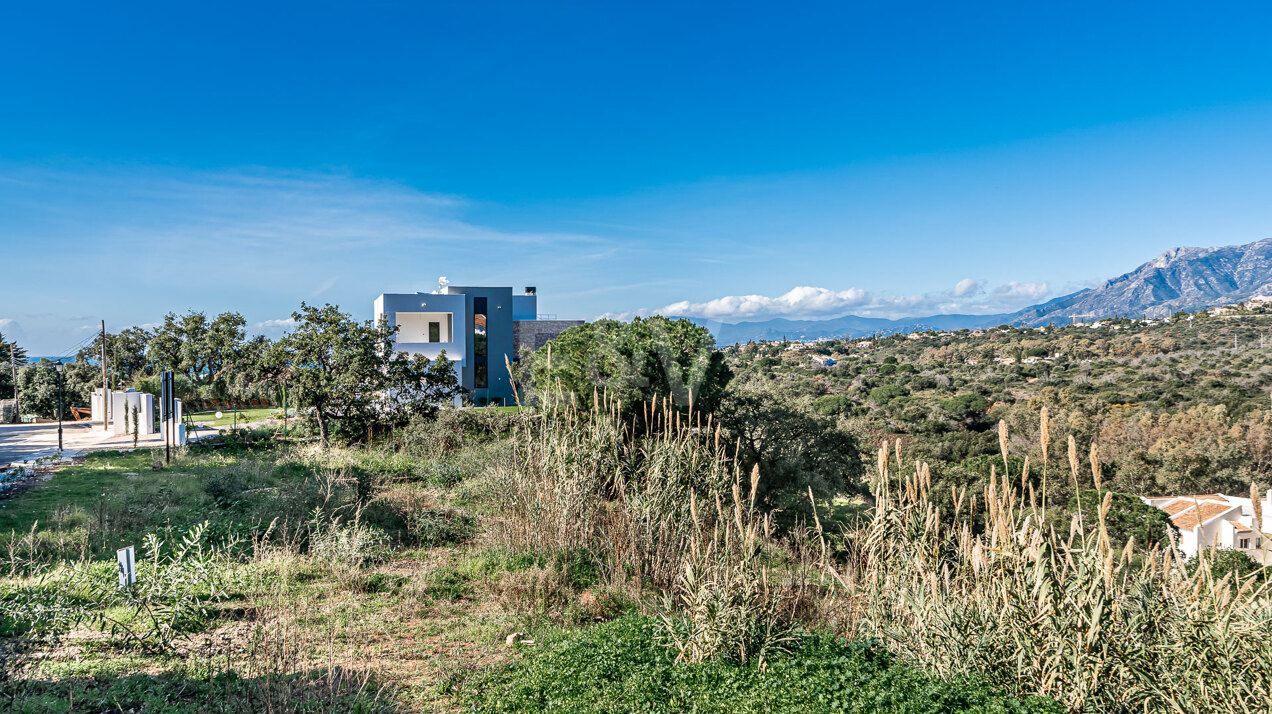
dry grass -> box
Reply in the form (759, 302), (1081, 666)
(486, 388), (801, 663)
(813, 427), (1272, 713)
(491, 390), (1272, 711)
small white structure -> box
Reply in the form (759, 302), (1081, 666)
(161, 398), (185, 445)
(1142, 492), (1272, 566)
(116, 546), (136, 587)
(110, 391), (156, 436)
(91, 387), (112, 425)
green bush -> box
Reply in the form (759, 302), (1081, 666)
(939, 394), (991, 423)
(869, 384), (909, 405)
(1065, 490), (1176, 549)
(408, 508), (476, 547)
(812, 394), (852, 416)
(1185, 547), (1269, 582)
(458, 616), (1061, 713)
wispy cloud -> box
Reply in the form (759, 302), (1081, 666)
(310, 276), (339, 298)
(0, 164), (613, 255)
(1, 162), (625, 353)
(992, 281), (1050, 300)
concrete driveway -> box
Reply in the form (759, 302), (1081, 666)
(0, 421), (174, 468)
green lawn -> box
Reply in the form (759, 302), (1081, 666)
(187, 407), (278, 427)
(0, 449), (162, 535)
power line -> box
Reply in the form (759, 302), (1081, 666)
(40, 333), (98, 364)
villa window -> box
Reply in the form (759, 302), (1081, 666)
(429, 321), (440, 343)
(1240, 538), (1251, 549)
(474, 297), (488, 391)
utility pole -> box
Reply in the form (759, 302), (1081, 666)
(55, 363), (64, 452)
(100, 320), (109, 431)
(8, 342), (18, 419)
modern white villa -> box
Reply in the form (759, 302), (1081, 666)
(374, 284), (582, 406)
(1142, 491), (1272, 565)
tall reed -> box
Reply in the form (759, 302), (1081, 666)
(815, 419), (1272, 713)
(487, 387), (796, 662)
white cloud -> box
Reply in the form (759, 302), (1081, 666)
(253, 318), (298, 337)
(657, 286), (871, 321)
(606, 279), (1055, 323)
(992, 281), (1050, 300)
(952, 278), (985, 298)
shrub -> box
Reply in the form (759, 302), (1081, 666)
(457, 615), (1061, 713)
(869, 384), (909, 404)
(424, 460), (466, 487)
(203, 465), (269, 507)
(1186, 547), (1270, 582)
(812, 394), (852, 416)
(908, 375), (938, 391)
(939, 393), (991, 424)
(307, 513), (387, 574)
(407, 508), (476, 547)
(1064, 489), (1175, 549)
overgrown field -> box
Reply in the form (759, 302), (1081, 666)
(1, 399), (1269, 712)
(725, 314), (1272, 501)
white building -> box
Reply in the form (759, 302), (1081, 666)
(374, 284), (581, 406)
(1142, 492), (1271, 565)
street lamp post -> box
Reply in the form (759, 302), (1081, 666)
(55, 362), (64, 452)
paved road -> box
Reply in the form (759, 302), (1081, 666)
(0, 421), (170, 468)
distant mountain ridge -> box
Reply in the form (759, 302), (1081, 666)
(1004, 237), (1272, 325)
(692, 237), (1272, 344)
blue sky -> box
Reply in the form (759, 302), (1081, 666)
(5, 1), (1272, 354)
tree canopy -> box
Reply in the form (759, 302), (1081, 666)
(15, 360), (97, 419)
(0, 329), (27, 401)
(715, 381), (865, 520)
(269, 303), (461, 444)
(78, 326), (154, 387)
(147, 311), (249, 387)
(523, 316), (731, 416)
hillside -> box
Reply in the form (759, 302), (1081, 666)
(700, 237), (1272, 344)
(722, 308), (1272, 499)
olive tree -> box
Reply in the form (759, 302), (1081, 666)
(270, 302), (460, 445)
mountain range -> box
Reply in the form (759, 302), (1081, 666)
(694, 237), (1272, 344)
